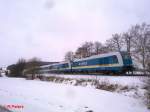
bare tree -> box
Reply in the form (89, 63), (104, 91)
(75, 42), (94, 58)
(75, 47), (86, 59)
(64, 51), (74, 61)
(7, 58), (26, 77)
(24, 57), (41, 79)
(82, 42), (94, 57)
(131, 23), (150, 70)
(93, 41), (104, 55)
(122, 32), (133, 55)
(106, 33), (123, 52)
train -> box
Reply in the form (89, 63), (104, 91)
(36, 51), (134, 75)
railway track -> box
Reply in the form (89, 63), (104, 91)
(122, 74), (150, 77)
(41, 73), (150, 77)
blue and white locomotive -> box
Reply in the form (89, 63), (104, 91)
(38, 51), (133, 74)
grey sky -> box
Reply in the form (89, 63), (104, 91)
(0, 0), (150, 67)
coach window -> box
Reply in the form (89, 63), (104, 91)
(100, 58), (104, 64)
(99, 59), (102, 64)
(105, 57), (109, 64)
(109, 56), (113, 64)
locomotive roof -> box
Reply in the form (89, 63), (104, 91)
(73, 52), (121, 62)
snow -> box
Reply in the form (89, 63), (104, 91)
(0, 77), (148, 112)
(0, 73), (6, 77)
(42, 74), (147, 100)
(42, 74), (145, 86)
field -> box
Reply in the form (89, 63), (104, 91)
(0, 75), (149, 112)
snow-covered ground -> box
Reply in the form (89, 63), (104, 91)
(0, 76), (148, 112)
(42, 74), (145, 86)
(41, 74), (147, 99)
(0, 73), (6, 77)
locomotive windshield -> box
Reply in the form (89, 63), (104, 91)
(120, 52), (133, 66)
(109, 55), (118, 64)
(120, 52), (131, 59)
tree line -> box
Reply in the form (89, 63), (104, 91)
(7, 57), (48, 77)
(65, 23), (150, 71)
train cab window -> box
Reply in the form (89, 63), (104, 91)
(113, 55), (118, 63)
(123, 54), (130, 59)
(109, 55), (118, 64)
(121, 52), (131, 60)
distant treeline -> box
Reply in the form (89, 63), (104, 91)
(7, 57), (57, 77)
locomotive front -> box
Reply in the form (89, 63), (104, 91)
(120, 52), (134, 72)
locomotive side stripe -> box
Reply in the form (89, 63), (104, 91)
(72, 63), (120, 69)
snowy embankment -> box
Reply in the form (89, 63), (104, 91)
(42, 74), (145, 86)
(0, 77), (149, 112)
(40, 74), (147, 99)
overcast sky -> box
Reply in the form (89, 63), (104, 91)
(0, 0), (150, 67)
